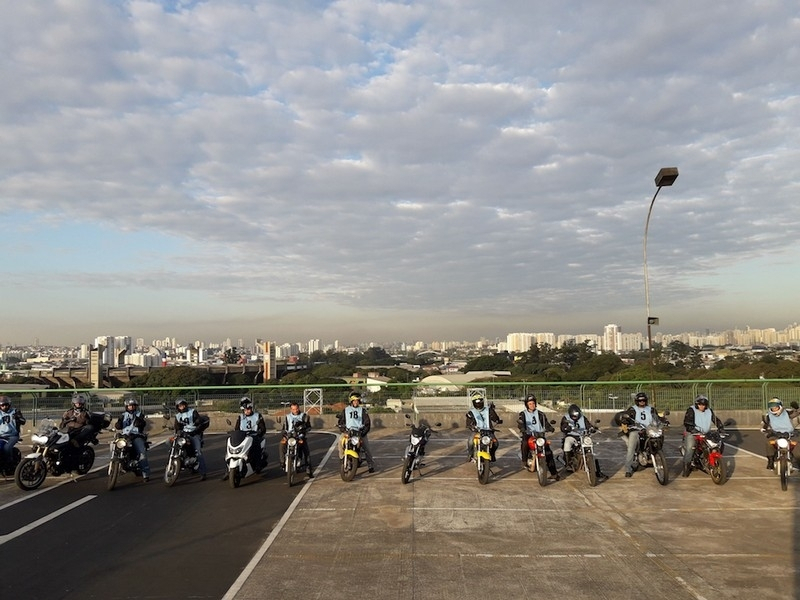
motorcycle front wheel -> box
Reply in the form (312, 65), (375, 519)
(536, 456), (547, 487)
(401, 454), (414, 484)
(586, 454), (598, 487)
(164, 457), (181, 487)
(76, 447), (95, 475)
(287, 456), (296, 487)
(779, 454), (788, 491)
(710, 457), (727, 485)
(15, 457), (47, 491)
(477, 456), (490, 485)
(652, 450), (668, 486)
(230, 466), (242, 489)
(107, 459), (121, 491)
(341, 456), (357, 481)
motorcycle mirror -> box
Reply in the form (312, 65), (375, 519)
(434, 422), (442, 427)
(723, 419), (734, 427)
(226, 418), (232, 426)
(405, 414), (412, 420)
(549, 419), (556, 424)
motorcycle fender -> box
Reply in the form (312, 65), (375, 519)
(227, 458), (244, 472)
(708, 451), (722, 466)
(344, 449), (360, 459)
(477, 450), (492, 461)
(24, 452), (40, 459)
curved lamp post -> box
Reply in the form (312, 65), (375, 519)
(643, 167), (679, 366)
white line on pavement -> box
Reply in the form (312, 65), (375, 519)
(0, 495), (97, 546)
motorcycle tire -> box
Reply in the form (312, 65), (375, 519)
(536, 456), (547, 487)
(779, 454), (788, 491)
(341, 456), (357, 482)
(478, 457), (490, 485)
(401, 455), (413, 484)
(15, 457), (47, 491)
(76, 447), (95, 475)
(586, 455), (598, 487)
(230, 466), (242, 489)
(710, 458), (728, 485)
(107, 459), (121, 491)
(652, 450), (668, 486)
(287, 458), (296, 487)
(164, 457), (181, 487)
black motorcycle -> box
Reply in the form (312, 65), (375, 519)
(163, 429), (202, 486)
(15, 413), (110, 491)
(622, 411), (670, 486)
(282, 423), (308, 487)
(562, 421), (603, 487)
(107, 431), (150, 490)
(401, 415), (440, 484)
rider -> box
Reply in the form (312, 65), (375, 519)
(280, 400), (314, 478)
(517, 394), (559, 480)
(173, 397), (208, 480)
(760, 398), (799, 470)
(115, 398), (151, 482)
(233, 397), (266, 473)
(336, 391), (375, 473)
(60, 392), (96, 446)
(465, 390), (502, 462)
(560, 403), (608, 480)
(617, 392), (662, 478)
(0, 396), (26, 464)
(682, 395), (725, 477)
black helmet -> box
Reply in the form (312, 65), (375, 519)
(175, 398), (188, 409)
(635, 392), (648, 405)
(124, 398), (139, 410)
(240, 396), (254, 411)
(694, 395), (709, 408)
(567, 404), (582, 421)
(470, 390), (485, 410)
(525, 394), (537, 406)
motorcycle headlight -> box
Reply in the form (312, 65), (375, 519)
(777, 437), (790, 449)
(177, 437), (187, 447)
(115, 438), (128, 449)
(32, 434), (49, 445)
(582, 436), (593, 448)
(350, 436), (360, 446)
(536, 437), (546, 447)
(287, 437), (297, 447)
(647, 426), (662, 438)
(410, 435), (423, 445)
(480, 434), (492, 446)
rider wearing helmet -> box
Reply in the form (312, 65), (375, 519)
(114, 398), (151, 482)
(280, 400), (314, 478)
(760, 397), (800, 470)
(60, 392), (95, 446)
(682, 395), (725, 477)
(173, 397), (207, 480)
(0, 396), (26, 465)
(560, 403), (608, 481)
(617, 392), (662, 478)
(228, 397), (267, 476)
(336, 391), (375, 472)
(465, 390), (502, 462)
(517, 395), (559, 480)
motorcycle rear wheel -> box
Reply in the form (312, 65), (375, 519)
(586, 455), (598, 487)
(478, 457), (490, 485)
(107, 459), (121, 491)
(76, 447), (95, 475)
(15, 458), (47, 491)
(652, 450), (668, 486)
(710, 458), (727, 485)
(164, 457), (181, 487)
(401, 455), (413, 484)
(779, 454), (788, 491)
(341, 456), (357, 481)
(536, 456), (547, 487)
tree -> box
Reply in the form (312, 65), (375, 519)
(462, 353), (513, 372)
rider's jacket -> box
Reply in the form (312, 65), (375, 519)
(764, 410), (794, 434)
(117, 410), (146, 436)
(175, 408), (199, 433)
(683, 406), (724, 434)
(237, 412), (266, 436)
(338, 405), (371, 434)
(0, 407), (25, 437)
(61, 407), (90, 431)
(517, 409), (553, 435)
(284, 411), (310, 434)
(561, 414), (591, 434)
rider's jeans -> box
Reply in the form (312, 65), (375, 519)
(624, 432), (639, 472)
(563, 434), (580, 454)
(1, 434), (18, 461)
(189, 433), (207, 475)
(682, 432), (697, 464)
(132, 436), (150, 476)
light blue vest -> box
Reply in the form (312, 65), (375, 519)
(176, 408), (197, 433)
(632, 406), (656, 427)
(239, 412), (262, 432)
(0, 409), (19, 436)
(344, 406), (365, 430)
(522, 409), (545, 434)
(691, 406), (713, 433)
(766, 410), (794, 434)
(120, 410), (144, 435)
(286, 412), (306, 430)
(470, 407), (491, 429)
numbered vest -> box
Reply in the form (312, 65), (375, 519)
(470, 407), (491, 429)
(0, 409), (19, 436)
(691, 406), (713, 433)
(120, 410), (143, 435)
(632, 406), (655, 427)
(766, 410), (794, 434)
(522, 409), (545, 434)
(286, 412), (306, 430)
(345, 406), (365, 430)
(239, 412), (262, 432)
(176, 408), (197, 433)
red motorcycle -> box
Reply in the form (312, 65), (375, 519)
(681, 429), (729, 485)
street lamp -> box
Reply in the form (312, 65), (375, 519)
(643, 167), (679, 366)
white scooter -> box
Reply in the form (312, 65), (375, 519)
(224, 426), (267, 488)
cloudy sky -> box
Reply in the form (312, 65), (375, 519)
(1, 1), (799, 348)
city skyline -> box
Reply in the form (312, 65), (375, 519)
(2, 3), (800, 347)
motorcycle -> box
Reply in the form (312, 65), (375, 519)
(470, 427), (497, 485)
(681, 428), (729, 484)
(401, 415), (440, 484)
(767, 431), (797, 491)
(15, 413), (110, 491)
(225, 420), (267, 488)
(525, 433), (552, 487)
(626, 412), (670, 486)
(562, 421), (602, 487)
(162, 411), (209, 487)
(340, 427), (366, 481)
(0, 439), (22, 479)
(281, 423), (308, 487)
(107, 431), (150, 490)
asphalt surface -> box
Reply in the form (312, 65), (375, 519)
(2, 426), (798, 600)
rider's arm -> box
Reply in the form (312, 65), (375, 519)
(543, 411), (555, 433)
(683, 408), (695, 431)
(489, 407), (502, 425)
(559, 416), (572, 434)
(256, 416), (267, 437)
(336, 411), (345, 432)
(361, 411), (371, 435)
(516, 411), (526, 433)
(466, 411), (477, 431)
(15, 410), (26, 427)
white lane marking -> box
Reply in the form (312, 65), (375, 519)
(0, 495), (97, 546)
(221, 432), (339, 600)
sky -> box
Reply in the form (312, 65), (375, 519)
(1, 1), (799, 348)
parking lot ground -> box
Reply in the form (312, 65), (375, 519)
(229, 427), (797, 599)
